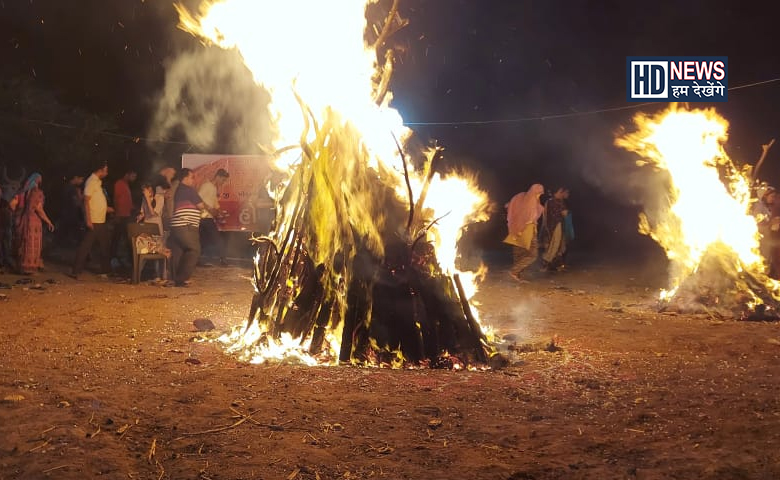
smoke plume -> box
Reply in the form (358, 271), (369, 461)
(148, 46), (276, 161)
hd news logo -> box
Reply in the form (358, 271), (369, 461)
(627, 56), (728, 102)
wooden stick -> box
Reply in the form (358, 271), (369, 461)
(374, 49), (395, 106)
(372, 0), (401, 50)
(392, 132), (415, 234)
(28, 438), (50, 453)
(147, 438), (156, 463)
(752, 138), (776, 182)
(42, 465), (72, 474)
(452, 273), (488, 362)
(411, 211), (451, 253)
(412, 147), (441, 225)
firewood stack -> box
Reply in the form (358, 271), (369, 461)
(243, 106), (491, 367)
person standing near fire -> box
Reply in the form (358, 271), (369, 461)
(541, 186), (572, 271)
(110, 168), (137, 270)
(752, 184), (776, 271)
(760, 185), (780, 279)
(503, 183), (545, 282)
(56, 172), (85, 248)
(169, 168), (207, 287)
(71, 162), (113, 279)
(197, 168), (230, 266)
(14, 173), (54, 274)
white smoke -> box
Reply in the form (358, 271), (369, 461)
(147, 46), (276, 156)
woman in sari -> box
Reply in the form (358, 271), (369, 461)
(15, 173), (54, 274)
(503, 183), (544, 281)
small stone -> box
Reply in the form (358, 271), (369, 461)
(193, 318), (215, 331)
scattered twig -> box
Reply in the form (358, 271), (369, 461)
(28, 438), (50, 453)
(155, 459), (165, 480)
(365, 444), (394, 454)
(173, 407), (280, 440)
(229, 406), (293, 431)
(42, 464), (72, 474)
(118, 423), (132, 440)
(147, 438), (157, 463)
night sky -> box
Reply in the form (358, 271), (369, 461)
(1, 0), (779, 257)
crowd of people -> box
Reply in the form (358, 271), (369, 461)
(504, 184), (574, 283)
(504, 179), (780, 283)
(0, 160), (232, 287)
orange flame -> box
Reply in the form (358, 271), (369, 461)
(616, 104), (776, 302)
(177, 1), (492, 364)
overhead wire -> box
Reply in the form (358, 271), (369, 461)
(1, 77), (778, 144)
(403, 77), (780, 127)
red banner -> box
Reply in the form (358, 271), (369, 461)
(181, 154), (274, 232)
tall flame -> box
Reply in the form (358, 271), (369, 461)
(176, 1), (491, 363)
(616, 104), (769, 301)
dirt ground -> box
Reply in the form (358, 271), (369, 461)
(1, 253), (780, 480)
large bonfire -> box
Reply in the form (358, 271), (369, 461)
(176, 0), (495, 365)
(616, 104), (780, 318)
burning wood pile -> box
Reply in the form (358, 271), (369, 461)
(617, 104), (780, 320)
(177, 0), (495, 365)
(244, 114), (490, 366)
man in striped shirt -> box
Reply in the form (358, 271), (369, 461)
(169, 168), (207, 286)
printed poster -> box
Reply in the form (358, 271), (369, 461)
(181, 154), (274, 232)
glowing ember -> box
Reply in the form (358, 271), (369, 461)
(616, 104), (780, 311)
(177, 1), (493, 365)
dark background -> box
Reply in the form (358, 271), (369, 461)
(0, 0), (778, 261)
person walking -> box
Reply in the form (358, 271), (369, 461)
(503, 183), (545, 282)
(71, 162), (113, 279)
(169, 168), (206, 287)
(56, 172), (85, 247)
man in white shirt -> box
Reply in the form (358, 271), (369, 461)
(70, 162), (113, 279)
(197, 168), (229, 266)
